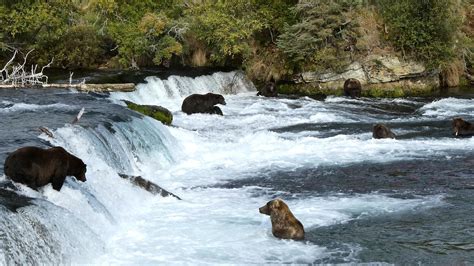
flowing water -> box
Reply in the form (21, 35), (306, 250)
(0, 71), (473, 265)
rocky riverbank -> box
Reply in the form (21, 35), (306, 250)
(278, 55), (449, 98)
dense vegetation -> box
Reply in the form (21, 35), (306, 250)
(0, 0), (472, 82)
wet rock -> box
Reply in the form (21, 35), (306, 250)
(0, 181), (34, 212)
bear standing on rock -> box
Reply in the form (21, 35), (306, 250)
(343, 78), (362, 98)
(181, 93), (226, 115)
(259, 198), (305, 240)
(4, 146), (87, 191)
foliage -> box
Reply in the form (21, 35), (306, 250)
(184, 1), (270, 64)
(277, 0), (360, 72)
(0, 0), (469, 76)
(377, 0), (462, 68)
(54, 25), (104, 69)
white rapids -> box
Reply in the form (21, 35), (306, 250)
(1, 71), (472, 264)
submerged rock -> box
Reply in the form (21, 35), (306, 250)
(118, 174), (181, 200)
(124, 100), (173, 125)
(0, 181), (34, 212)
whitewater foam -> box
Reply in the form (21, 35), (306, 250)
(110, 71), (256, 111)
(4, 72), (472, 264)
(0, 102), (75, 113)
(420, 98), (474, 118)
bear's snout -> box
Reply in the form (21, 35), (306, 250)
(77, 174), (87, 182)
(259, 205), (270, 215)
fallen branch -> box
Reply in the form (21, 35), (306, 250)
(0, 83), (136, 92)
(0, 49), (52, 86)
(72, 107), (85, 124)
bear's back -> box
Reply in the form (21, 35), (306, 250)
(182, 94), (211, 114)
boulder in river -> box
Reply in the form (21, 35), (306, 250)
(124, 100), (173, 125)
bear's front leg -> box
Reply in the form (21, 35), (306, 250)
(51, 174), (67, 191)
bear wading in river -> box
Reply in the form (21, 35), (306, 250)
(4, 146), (87, 191)
(452, 117), (474, 137)
(259, 199), (305, 240)
(373, 124), (396, 139)
(181, 93), (226, 115)
(257, 79), (278, 97)
(343, 78), (362, 98)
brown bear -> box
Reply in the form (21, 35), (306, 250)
(257, 79), (278, 97)
(343, 78), (362, 98)
(4, 146), (87, 191)
(259, 198), (305, 240)
(452, 117), (474, 137)
(373, 124), (396, 139)
(181, 93), (226, 115)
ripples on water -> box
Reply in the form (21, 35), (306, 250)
(0, 72), (473, 264)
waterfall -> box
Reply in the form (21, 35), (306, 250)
(110, 71), (256, 110)
(1, 115), (182, 264)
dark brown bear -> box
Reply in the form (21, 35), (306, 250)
(181, 93), (226, 115)
(452, 118), (474, 137)
(4, 146), (87, 191)
(257, 79), (278, 97)
(259, 198), (305, 240)
(343, 78), (362, 98)
(373, 124), (396, 139)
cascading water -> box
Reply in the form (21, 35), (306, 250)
(110, 70), (255, 110)
(0, 71), (473, 264)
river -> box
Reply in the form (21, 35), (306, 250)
(0, 71), (473, 264)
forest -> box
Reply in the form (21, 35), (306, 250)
(0, 0), (473, 83)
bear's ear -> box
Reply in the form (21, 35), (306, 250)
(272, 199), (281, 208)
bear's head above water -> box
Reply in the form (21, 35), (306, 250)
(206, 93), (226, 106)
(452, 117), (474, 137)
(372, 124), (396, 139)
(259, 198), (305, 240)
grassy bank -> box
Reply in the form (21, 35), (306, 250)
(277, 79), (474, 98)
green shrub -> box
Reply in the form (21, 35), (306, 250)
(377, 0), (462, 68)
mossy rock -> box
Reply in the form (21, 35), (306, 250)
(278, 80), (438, 98)
(124, 100), (173, 125)
(278, 83), (343, 97)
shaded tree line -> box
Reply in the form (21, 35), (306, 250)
(0, 0), (472, 82)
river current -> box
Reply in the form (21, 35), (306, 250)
(0, 71), (473, 264)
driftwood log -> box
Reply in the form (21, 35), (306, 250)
(0, 83), (136, 92)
